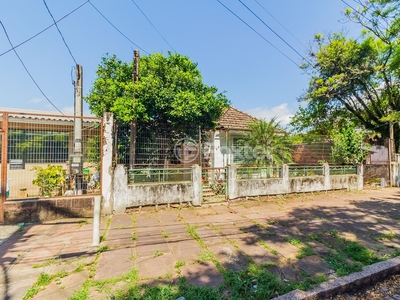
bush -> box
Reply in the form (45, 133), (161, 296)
(32, 165), (66, 197)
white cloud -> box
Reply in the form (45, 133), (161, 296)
(28, 98), (44, 104)
(62, 106), (75, 115)
(246, 103), (294, 126)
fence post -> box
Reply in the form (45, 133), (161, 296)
(228, 164), (237, 200)
(324, 163), (330, 191)
(192, 165), (202, 206)
(93, 195), (101, 246)
(357, 164), (363, 191)
(101, 112), (114, 214)
(282, 164), (290, 194)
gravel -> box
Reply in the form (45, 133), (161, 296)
(326, 274), (400, 299)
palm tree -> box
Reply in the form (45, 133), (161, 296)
(242, 117), (293, 166)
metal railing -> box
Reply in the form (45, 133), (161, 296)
(289, 165), (324, 177)
(329, 165), (357, 175)
(128, 167), (192, 184)
(237, 166), (282, 179)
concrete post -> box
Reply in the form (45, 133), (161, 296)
(92, 195), (101, 246)
(324, 163), (331, 191)
(282, 164), (290, 194)
(101, 112), (114, 214)
(357, 164), (363, 191)
(228, 164), (237, 200)
(192, 165), (202, 206)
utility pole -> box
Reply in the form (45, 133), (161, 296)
(73, 64), (83, 194)
(129, 50), (140, 166)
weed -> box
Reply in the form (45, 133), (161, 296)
(97, 245), (109, 254)
(198, 250), (214, 262)
(33, 255), (60, 268)
(153, 249), (164, 258)
(162, 230), (169, 238)
(174, 261), (186, 268)
(78, 220), (88, 227)
(131, 233), (137, 240)
(377, 231), (397, 241)
(23, 271), (68, 299)
(258, 240), (279, 255)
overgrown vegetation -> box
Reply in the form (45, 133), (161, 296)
(32, 164), (66, 196)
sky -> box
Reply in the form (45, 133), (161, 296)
(0, 0), (363, 125)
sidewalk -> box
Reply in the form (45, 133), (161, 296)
(1, 188), (400, 299)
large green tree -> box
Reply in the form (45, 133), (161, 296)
(290, 0), (400, 141)
(85, 52), (229, 130)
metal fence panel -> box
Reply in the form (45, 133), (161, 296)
(289, 165), (324, 177)
(128, 167), (192, 184)
(237, 165), (282, 179)
(1, 112), (102, 199)
(202, 167), (227, 202)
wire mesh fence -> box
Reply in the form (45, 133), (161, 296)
(116, 121), (202, 167)
(0, 112), (102, 199)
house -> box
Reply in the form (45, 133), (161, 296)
(206, 106), (257, 168)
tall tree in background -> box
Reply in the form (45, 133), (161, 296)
(85, 52), (229, 130)
(290, 0), (400, 144)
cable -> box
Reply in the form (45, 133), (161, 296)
(216, 0), (301, 68)
(0, 21), (64, 115)
(43, 0), (77, 65)
(130, 0), (175, 52)
(238, 0), (311, 65)
(0, 0), (89, 58)
(88, 1), (149, 55)
(252, 0), (306, 48)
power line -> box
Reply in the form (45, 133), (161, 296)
(238, 0), (311, 65)
(43, 0), (77, 65)
(88, 1), (149, 55)
(252, 0), (306, 48)
(216, 0), (301, 68)
(0, 21), (64, 115)
(130, 0), (175, 52)
(0, 0), (89, 58)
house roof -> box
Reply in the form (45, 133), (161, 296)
(217, 106), (257, 131)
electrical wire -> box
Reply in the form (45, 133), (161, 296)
(238, 0), (311, 65)
(0, 0), (89, 58)
(130, 0), (175, 52)
(252, 0), (306, 48)
(216, 0), (301, 68)
(0, 21), (64, 115)
(88, 1), (149, 55)
(43, 0), (77, 65)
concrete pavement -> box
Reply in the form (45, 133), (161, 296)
(0, 188), (400, 299)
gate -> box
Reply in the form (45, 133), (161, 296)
(202, 167), (228, 203)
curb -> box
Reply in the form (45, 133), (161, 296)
(274, 256), (400, 300)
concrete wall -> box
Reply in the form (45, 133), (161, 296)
(4, 196), (94, 224)
(229, 164), (362, 200)
(112, 165), (202, 213)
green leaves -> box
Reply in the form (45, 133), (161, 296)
(32, 165), (66, 196)
(86, 52), (229, 130)
(240, 117), (292, 166)
(330, 123), (369, 164)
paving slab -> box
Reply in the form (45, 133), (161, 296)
(137, 252), (175, 279)
(95, 247), (134, 281)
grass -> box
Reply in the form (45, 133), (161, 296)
(33, 255), (60, 268)
(23, 271), (68, 299)
(258, 240), (279, 255)
(285, 237), (315, 259)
